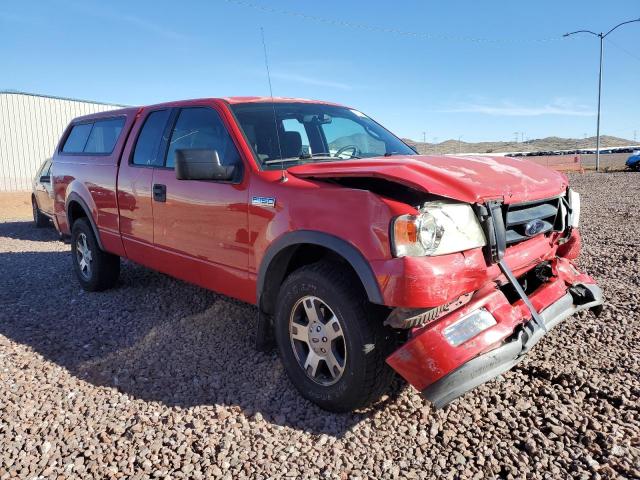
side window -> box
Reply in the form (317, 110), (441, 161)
(84, 117), (125, 154)
(282, 118), (310, 155)
(62, 123), (93, 153)
(132, 110), (171, 166)
(166, 107), (241, 168)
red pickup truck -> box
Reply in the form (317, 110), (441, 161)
(51, 97), (603, 412)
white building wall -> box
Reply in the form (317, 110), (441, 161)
(0, 91), (125, 191)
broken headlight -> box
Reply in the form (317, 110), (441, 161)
(392, 202), (487, 257)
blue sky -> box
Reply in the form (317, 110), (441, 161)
(1, 0), (639, 142)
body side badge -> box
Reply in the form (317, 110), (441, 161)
(251, 196), (276, 208)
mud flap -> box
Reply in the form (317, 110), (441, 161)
(255, 310), (275, 352)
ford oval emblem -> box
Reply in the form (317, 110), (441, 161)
(524, 219), (545, 237)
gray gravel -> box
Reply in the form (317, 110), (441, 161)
(1, 172), (639, 479)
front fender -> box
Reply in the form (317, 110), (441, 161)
(257, 230), (384, 307)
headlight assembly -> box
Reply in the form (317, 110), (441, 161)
(392, 202), (486, 257)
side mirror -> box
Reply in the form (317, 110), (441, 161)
(174, 149), (237, 181)
(39, 175), (51, 183)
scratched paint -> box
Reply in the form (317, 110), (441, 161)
(290, 154), (567, 205)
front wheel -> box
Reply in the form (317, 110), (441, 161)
(274, 262), (395, 412)
(71, 218), (120, 291)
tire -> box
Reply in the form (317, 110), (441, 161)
(274, 261), (395, 412)
(32, 197), (49, 228)
(71, 218), (120, 291)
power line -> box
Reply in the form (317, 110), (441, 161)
(606, 37), (640, 63)
(221, 0), (563, 44)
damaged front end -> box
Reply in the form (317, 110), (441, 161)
(385, 190), (604, 408)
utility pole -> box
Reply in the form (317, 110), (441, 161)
(564, 18), (640, 171)
(422, 131), (426, 144)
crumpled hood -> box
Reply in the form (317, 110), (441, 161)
(288, 154), (568, 204)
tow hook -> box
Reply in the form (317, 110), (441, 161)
(534, 261), (553, 283)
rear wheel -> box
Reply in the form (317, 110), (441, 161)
(274, 261), (395, 412)
(32, 197), (49, 227)
(71, 218), (120, 291)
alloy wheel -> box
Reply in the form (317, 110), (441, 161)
(75, 232), (93, 280)
(289, 295), (347, 386)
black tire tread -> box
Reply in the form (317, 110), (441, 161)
(33, 198), (49, 228)
(71, 218), (120, 291)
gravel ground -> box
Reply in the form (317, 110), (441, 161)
(1, 173), (639, 479)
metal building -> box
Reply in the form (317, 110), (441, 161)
(0, 91), (125, 191)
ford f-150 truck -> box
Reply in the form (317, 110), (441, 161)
(51, 97), (603, 412)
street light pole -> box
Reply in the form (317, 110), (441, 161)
(595, 34), (603, 171)
(564, 18), (640, 171)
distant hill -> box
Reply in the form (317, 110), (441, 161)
(404, 135), (636, 155)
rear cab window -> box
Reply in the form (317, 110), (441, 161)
(61, 117), (126, 155)
(62, 123), (93, 153)
(84, 118), (125, 154)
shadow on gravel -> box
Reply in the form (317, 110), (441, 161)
(0, 227), (399, 436)
(0, 220), (58, 242)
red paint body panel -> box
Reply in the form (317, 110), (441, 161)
(386, 256), (596, 391)
(556, 228), (581, 260)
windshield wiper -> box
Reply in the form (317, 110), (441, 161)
(306, 152), (363, 159)
(263, 152), (363, 165)
(263, 157), (306, 165)
(298, 152), (333, 159)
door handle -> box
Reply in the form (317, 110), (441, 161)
(153, 183), (166, 202)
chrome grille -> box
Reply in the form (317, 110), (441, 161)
(504, 197), (561, 245)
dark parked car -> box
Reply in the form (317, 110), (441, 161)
(32, 159), (54, 227)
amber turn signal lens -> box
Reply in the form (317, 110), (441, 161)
(393, 215), (418, 244)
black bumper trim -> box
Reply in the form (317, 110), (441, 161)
(422, 283), (603, 409)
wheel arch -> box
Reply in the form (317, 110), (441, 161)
(257, 231), (384, 315)
(65, 192), (105, 251)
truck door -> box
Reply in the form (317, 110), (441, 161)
(116, 108), (173, 267)
(151, 106), (251, 301)
(35, 160), (54, 215)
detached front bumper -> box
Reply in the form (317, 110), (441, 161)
(386, 256), (604, 408)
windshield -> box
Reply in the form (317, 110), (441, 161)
(230, 103), (415, 168)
